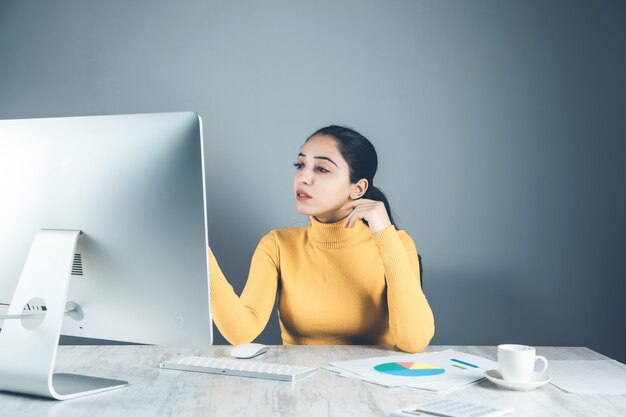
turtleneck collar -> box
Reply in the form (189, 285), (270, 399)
(307, 216), (370, 249)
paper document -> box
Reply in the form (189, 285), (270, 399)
(548, 360), (626, 395)
(326, 349), (497, 393)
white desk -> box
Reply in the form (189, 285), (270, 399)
(1, 345), (624, 416)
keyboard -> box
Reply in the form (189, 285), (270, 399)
(159, 356), (317, 382)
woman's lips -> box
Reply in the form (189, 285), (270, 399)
(296, 189), (312, 201)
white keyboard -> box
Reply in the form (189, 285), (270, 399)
(159, 356), (317, 382)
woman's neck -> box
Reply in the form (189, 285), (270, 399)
(312, 207), (353, 224)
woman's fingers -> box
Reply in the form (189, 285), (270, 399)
(343, 199), (390, 232)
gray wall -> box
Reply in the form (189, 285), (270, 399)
(1, 0), (624, 362)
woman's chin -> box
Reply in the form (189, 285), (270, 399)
(295, 204), (314, 216)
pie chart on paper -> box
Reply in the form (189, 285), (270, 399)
(373, 362), (445, 377)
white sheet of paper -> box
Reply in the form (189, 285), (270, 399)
(326, 349), (496, 390)
(405, 375), (487, 393)
(549, 360), (626, 395)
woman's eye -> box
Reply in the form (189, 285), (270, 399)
(315, 167), (329, 173)
(293, 162), (304, 169)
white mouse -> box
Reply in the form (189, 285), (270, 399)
(230, 343), (270, 359)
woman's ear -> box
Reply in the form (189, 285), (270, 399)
(350, 179), (369, 200)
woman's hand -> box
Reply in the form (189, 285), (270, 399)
(342, 199), (392, 233)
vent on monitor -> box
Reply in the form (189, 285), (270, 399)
(71, 253), (83, 276)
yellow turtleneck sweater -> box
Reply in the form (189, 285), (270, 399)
(209, 217), (435, 353)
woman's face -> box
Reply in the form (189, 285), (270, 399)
(293, 134), (357, 223)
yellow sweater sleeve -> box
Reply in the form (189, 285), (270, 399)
(372, 225), (435, 353)
(209, 232), (279, 345)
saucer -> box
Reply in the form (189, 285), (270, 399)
(484, 369), (551, 391)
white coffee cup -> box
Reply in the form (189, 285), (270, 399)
(497, 344), (548, 382)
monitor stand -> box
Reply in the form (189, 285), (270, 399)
(0, 230), (127, 400)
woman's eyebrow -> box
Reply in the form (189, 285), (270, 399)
(297, 152), (338, 167)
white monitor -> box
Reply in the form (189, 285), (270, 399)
(0, 112), (212, 399)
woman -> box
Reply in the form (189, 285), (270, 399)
(209, 125), (434, 353)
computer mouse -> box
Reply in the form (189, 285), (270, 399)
(230, 343), (270, 359)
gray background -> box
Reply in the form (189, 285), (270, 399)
(1, 0), (624, 363)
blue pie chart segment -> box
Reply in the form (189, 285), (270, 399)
(373, 362), (446, 377)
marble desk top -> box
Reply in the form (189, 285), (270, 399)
(1, 345), (624, 417)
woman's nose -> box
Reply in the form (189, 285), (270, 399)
(295, 170), (311, 185)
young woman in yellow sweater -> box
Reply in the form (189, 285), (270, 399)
(209, 126), (434, 353)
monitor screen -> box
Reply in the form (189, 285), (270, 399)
(0, 112), (212, 348)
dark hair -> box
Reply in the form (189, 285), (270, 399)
(306, 125), (396, 226)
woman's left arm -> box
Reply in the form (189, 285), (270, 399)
(372, 226), (435, 353)
(344, 199), (435, 353)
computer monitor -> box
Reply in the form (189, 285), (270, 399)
(0, 112), (212, 399)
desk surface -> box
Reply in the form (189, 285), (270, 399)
(1, 345), (625, 417)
